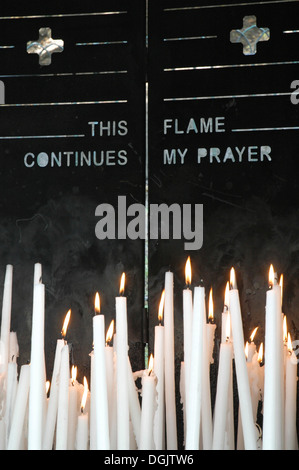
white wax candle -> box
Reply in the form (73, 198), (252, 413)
(153, 323), (165, 450)
(229, 276), (257, 450)
(139, 363), (157, 450)
(55, 344), (70, 450)
(284, 341), (298, 450)
(0, 265), (13, 376)
(127, 356), (141, 448)
(105, 342), (115, 447)
(201, 316), (213, 450)
(4, 361), (17, 441)
(185, 285), (205, 450)
(263, 275), (284, 449)
(212, 340), (233, 449)
(183, 286), (192, 425)
(93, 314), (110, 449)
(43, 338), (65, 449)
(89, 350), (96, 450)
(67, 377), (79, 450)
(7, 364), (30, 450)
(164, 271), (177, 450)
(115, 292), (130, 450)
(76, 412), (89, 450)
(28, 282), (46, 450)
(9, 332), (19, 364)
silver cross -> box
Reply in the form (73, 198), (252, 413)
(27, 27), (64, 66)
(230, 15), (270, 55)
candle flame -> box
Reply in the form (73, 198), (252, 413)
(250, 326), (258, 342)
(71, 365), (77, 385)
(230, 267), (237, 290)
(80, 376), (89, 413)
(61, 309), (71, 338)
(283, 315), (288, 343)
(185, 256), (192, 285)
(258, 342), (264, 363)
(119, 272), (126, 295)
(158, 290), (165, 324)
(46, 380), (50, 395)
(245, 341), (249, 359)
(225, 313), (231, 341)
(224, 281), (230, 309)
(208, 288), (214, 321)
(94, 292), (101, 314)
(268, 264), (275, 288)
(148, 353), (154, 375)
(106, 320), (114, 345)
(287, 332), (293, 353)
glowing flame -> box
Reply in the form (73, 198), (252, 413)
(185, 256), (192, 286)
(106, 320), (114, 345)
(61, 309), (71, 338)
(119, 272), (126, 295)
(287, 332), (293, 353)
(283, 315), (288, 343)
(269, 264), (275, 288)
(225, 313), (231, 341)
(80, 376), (89, 413)
(208, 288), (214, 321)
(230, 267), (237, 290)
(46, 380), (50, 395)
(250, 327), (258, 342)
(71, 365), (77, 386)
(245, 341), (249, 359)
(158, 290), (165, 324)
(94, 292), (101, 314)
(224, 281), (230, 309)
(258, 342), (264, 363)
(148, 353), (154, 375)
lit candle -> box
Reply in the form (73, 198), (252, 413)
(185, 284), (205, 450)
(93, 292), (110, 449)
(183, 257), (192, 428)
(228, 267), (257, 450)
(67, 365), (79, 450)
(43, 309), (71, 450)
(153, 290), (165, 450)
(115, 273), (130, 449)
(263, 264), (284, 450)
(28, 280), (46, 450)
(164, 270), (177, 450)
(105, 320), (116, 448)
(284, 333), (298, 450)
(76, 376), (89, 450)
(0, 265), (13, 377)
(139, 354), (157, 450)
(247, 327), (258, 362)
(212, 313), (233, 450)
(55, 344), (70, 450)
(7, 364), (30, 450)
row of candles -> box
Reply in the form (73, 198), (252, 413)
(0, 259), (297, 450)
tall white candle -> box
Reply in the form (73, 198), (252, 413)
(263, 265), (284, 450)
(115, 273), (130, 449)
(183, 257), (193, 430)
(139, 355), (157, 450)
(0, 264), (13, 376)
(7, 364), (30, 450)
(164, 271), (177, 450)
(153, 292), (165, 450)
(76, 376), (89, 450)
(284, 333), (298, 450)
(67, 366), (79, 450)
(105, 320), (115, 448)
(93, 292), (110, 449)
(185, 284), (205, 450)
(56, 344), (70, 450)
(228, 268), (257, 450)
(28, 281), (46, 450)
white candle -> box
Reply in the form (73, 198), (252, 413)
(127, 356), (141, 448)
(67, 366), (79, 450)
(139, 355), (157, 450)
(9, 332), (19, 364)
(228, 268), (257, 450)
(0, 264), (13, 376)
(93, 293), (110, 449)
(4, 361), (17, 443)
(55, 344), (70, 450)
(284, 333), (298, 450)
(76, 376), (89, 450)
(7, 364), (30, 450)
(183, 257), (193, 429)
(115, 273), (130, 450)
(153, 293), (165, 450)
(164, 271), (177, 450)
(201, 298), (213, 450)
(105, 320), (116, 448)
(263, 265), (284, 449)
(28, 281), (46, 450)
(185, 285), (205, 450)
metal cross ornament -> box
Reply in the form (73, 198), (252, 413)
(27, 27), (64, 66)
(230, 15), (270, 55)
